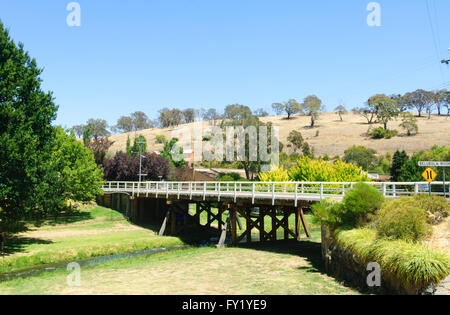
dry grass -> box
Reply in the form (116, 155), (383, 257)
(107, 113), (450, 158)
(423, 217), (450, 254)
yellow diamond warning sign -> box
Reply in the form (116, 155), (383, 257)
(422, 168), (438, 183)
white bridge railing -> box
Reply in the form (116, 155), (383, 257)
(101, 181), (450, 206)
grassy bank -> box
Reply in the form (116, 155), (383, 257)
(334, 228), (450, 288)
(1, 206), (184, 274)
(0, 244), (359, 295)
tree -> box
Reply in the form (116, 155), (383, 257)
(343, 146), (378, 171)
(352, 104), (376, 124)
(302, 95), (323, 127)
(221, 109), (278, 179)
(202, 108), (222, 125)
(442, 91), (450, 116)
(435, 89), (449, 116)
(0, 21), (59, 229)
(115, 116), (134, 133)
(183, 108), (196, 123)
(368, 94), (399, 130)
(130, 135), (147, 156)
(158, 108), (183, 128)
(160, 137), (186, 168)
(104, 152), (170, 181)
(86, 118), (110, 139)
(287, 130), (304, 153)
(126, 136), (132, 156)
(131, 111), (151, 131)
(85, 137), (115, 166)
(223, 104), (253, 122)
(52, 128), (104, 203)
(272, 99), (301, 120)
(399, 112), (419, 136)
(72, 124), (86, 138)
(254, 108), (269, 117)
(390, 150), (409, 182)
(335, 105), (347, 121)
(402, 90), (431, 118)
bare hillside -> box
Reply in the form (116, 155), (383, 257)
(108, 112), (450, 158)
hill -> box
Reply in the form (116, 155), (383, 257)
(107, 112), (450, 159)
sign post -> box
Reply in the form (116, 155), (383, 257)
(419, 162), (450, 198)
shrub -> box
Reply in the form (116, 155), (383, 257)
(289, 157), (369, 182)
(311, 198), (346, 228)
(375, 198), (432, 242)
(155, 135), (167, 144)
(335, 228), (450, 288)
(413, 195), (450, 225)
(258, 167), (290, 182)
(343, 146), (378, 171)
(369, 127), (398, 139)
(217, 172), (247, 182)
(342, 183), (384, 226)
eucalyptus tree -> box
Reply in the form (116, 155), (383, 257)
(272, 99), (301, 120)
(368, 94), (399, 130)
(302, 95), (324, 127)
(335, 105), (347, 121)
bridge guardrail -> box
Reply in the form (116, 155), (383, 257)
(101, 181), (450, 206)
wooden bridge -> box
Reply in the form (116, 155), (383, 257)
(98, 181), (449, 247)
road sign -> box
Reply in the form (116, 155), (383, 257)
(419, 161), (450, 167)
(422, 168), (438, 183)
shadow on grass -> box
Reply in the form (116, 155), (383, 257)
(42, 211), (93, 226)
(4, 236), (54, 256)
(236, 240), (369, 295)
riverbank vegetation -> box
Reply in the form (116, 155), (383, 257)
(312, 183), (450, 288)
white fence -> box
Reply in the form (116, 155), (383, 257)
(101, 181), (450, 206)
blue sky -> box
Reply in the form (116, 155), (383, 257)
(1, 0), (449, 128)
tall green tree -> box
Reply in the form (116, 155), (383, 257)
(343, 146), (378, 171)
(335, 105), (347, 121)
(390, 150), (409, 182)
(130, 135), (147, 156)
(272, 99), (301, 120)
(0, 21), (59, 229)
(51, 128), (104, 204)
(287, 130), (304, 153)
(368, 94), (399, 130)
(302, 95), (323, 127)
(86, 118), (110, 139)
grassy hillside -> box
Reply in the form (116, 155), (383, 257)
(107, 112), (450, 158)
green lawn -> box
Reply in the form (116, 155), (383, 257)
(0, 245), (359, 295)
(1, 206), (184, 274)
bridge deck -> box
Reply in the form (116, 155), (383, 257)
(102, 181), (449, 207)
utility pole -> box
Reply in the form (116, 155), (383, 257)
(132, 135), (147, 184)
(442, 48), (450, 65)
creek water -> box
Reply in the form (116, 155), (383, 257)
(0, 245), (191, 282)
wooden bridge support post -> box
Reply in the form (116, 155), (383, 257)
(245, 207), (252, 243)
(259, 208), (265, 243)
(217, 205), (231, 248)
(271, 207), (277, 241)
(296, 206), (312, 240)
(231, 206), (237, 245)
(283, 209), (290, 241)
